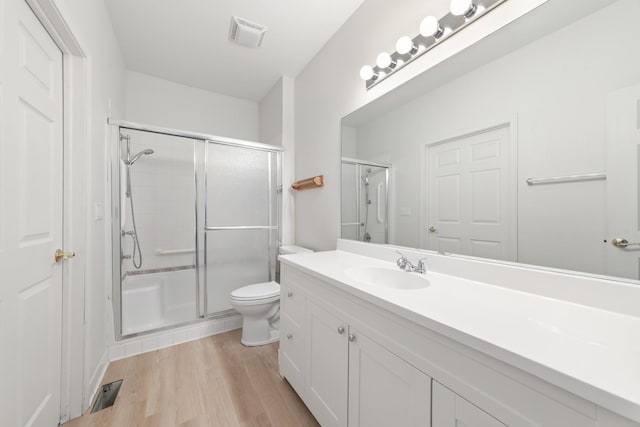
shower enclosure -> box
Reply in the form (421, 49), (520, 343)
(341, 158), (389, 244)
(110, 120), (282, 339)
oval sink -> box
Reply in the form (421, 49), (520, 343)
(345, 266), (431, 290)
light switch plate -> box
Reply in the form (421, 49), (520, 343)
(94, 202), (104, 221)
(400, 207), (411, 216)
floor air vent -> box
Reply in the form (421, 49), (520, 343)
(91, 379), (123, 413)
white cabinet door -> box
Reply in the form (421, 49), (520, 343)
(279, 282), (307, 394)
(305, 301), (349, 427)
(433, 381), (506, 427)
(348, 329), (431, 427)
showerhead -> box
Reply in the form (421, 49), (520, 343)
(126, 149), (154, 165)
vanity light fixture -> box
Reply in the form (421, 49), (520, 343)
(359, 65), (377, 81)
(376, 52), (397, 69)
(396, 36), (419, 55)
(420, 16), (444, 39)
(359, 0), (507, 89)
(450, 0), (477, 18)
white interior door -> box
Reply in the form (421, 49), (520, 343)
(0, 0), (64, 425)
(606, 84), (640, 280)
(427, 125), (515, 261)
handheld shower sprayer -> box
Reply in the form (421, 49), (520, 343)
(126, 149), (154, 165)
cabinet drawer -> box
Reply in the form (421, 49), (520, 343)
(280, 282), (305, 327)
(279, 315), (305, 395)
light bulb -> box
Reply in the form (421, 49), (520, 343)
(376, 52), (396, 69)
(450, 0), (477, 18)
(420, 16), (444, 38)
(359, 65), (376, 81)
(396, 36), (417, 55)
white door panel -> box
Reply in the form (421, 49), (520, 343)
(427, 126), (515, 261)
(606, 84), (640, 279)
(305, 302), (348, 427)
(0, 0), (64, 425)
(348, 329), (431, 427)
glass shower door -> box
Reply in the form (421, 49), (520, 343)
(341, 161), (360, 240)
(204, 141), (280, 317)
(117, 128), (199, 336)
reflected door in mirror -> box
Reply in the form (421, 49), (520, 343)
(606, 83), (640, 280)
(426, 125), (515, 261)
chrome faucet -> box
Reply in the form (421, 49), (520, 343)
(396, 251), (428, 274)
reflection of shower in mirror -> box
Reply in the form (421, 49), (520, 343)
(341, 159), (389, 244)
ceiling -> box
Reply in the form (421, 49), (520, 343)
(106, 0), (366, 101)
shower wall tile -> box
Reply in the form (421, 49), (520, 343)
(157, 333), (173, 349)
(142, 336), (159, 353)
(172, 330), (188, 345)
(109, 344), (125, 360)
(108, 315), (242, 361)
(187, 327), (201, 341)
(125, 340), (143, 357)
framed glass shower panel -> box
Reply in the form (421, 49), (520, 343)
(115, 127), (200, 338)
(204, 141), (281, 317)
(341, 161), (359, 240)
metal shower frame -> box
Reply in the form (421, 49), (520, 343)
(108, 119), (283, 341)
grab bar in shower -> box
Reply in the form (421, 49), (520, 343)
(154, 248), (196, 255)
(205, 226), (279, 231)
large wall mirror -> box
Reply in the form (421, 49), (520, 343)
(341, 0), (640, 281)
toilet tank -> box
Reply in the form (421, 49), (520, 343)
(276, 245), (313, 282)
(279, 245), (313, 255)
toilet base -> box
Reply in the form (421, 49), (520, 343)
(239, 314), (280, 347)
(241, 328), (280, 347)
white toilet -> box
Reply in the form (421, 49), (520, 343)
(230, 245), (312, 346)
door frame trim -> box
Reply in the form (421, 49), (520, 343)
(24, 0), (88, 422)
(419, 116), (519, 259)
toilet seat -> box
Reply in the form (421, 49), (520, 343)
(230, 281), (280, 302)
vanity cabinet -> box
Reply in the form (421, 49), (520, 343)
(280, 272), (432, 427)
(279, 263), (635, 427)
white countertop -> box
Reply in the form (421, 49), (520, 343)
(279, 249), (640, 423)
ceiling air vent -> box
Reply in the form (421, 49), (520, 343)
(229, 16), (267, 48)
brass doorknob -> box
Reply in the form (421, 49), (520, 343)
(55, 249), (76, 263)
(611, 238), (640, 248)
(429, 226), (437, 233)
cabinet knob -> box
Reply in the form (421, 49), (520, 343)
(286, 333), (293, 340)
(337, 326), (345, 334)
(348, 334), (356, 342)
(287, 291), (293, 297)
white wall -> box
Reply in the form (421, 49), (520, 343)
(259, 79), (284, 147)
(351, 0), (639, 275)
(259, 76), (296, 246)
(51, 0), (126, 415)
(294, 0), (549, 250)
(125, 71), (259, 141)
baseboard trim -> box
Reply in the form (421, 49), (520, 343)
(83, 349), (109, 413)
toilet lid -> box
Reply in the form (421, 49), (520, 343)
(231, 281), (280, 300)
